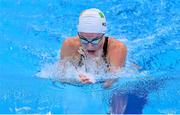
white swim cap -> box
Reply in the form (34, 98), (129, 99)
(77, 8), (107, 33)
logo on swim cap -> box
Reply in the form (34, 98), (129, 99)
(98, 12), (104, 18)
(102, 22), (106, 26)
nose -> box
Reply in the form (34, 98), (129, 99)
(86, 43), (94, 49)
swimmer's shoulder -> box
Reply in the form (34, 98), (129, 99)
(62, 36), (80, 48)
(107, 37), (127, 67)
(108, 37), (127, 53)
(61, 36), (80, 59)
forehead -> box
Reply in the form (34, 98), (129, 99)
(79, 32), (103, 38)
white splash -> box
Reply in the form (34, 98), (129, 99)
(36, 57), (145, 85)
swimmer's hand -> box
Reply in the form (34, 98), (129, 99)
(79, 73), (93, 84)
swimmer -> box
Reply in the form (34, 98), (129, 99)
(60, 8), (127, 87)
(60, 8), (128, 114)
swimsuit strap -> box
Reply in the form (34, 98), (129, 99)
(102, 36), (110, 68)
(103, 36), (109, 57)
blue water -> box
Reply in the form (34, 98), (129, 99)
(0, 0), (180, 114)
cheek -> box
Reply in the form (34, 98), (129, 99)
(98, 41), (104, 48)
(81, 44), (87, 48)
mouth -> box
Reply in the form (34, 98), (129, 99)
(87, 50), (96, 54)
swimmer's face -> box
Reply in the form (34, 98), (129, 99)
(78, 32), (104, 55)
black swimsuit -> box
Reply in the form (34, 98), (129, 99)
(78, 36), (110, 68)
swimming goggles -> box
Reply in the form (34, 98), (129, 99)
(78, 33), (104, 46)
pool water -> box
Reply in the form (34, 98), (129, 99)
(0, 0), (180, 114)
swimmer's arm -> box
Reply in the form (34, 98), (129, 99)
(61, 39), (74, 59)
(109, 42), (127, 69)
(59, 39), (82, 83)
(104, 43), (127, 88)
